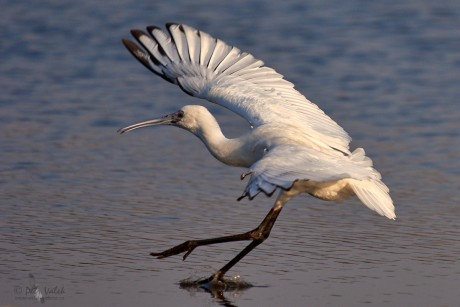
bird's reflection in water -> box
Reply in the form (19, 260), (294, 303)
(179, 275), (262, 307)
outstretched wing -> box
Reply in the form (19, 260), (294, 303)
(240, 145), (395, 219)
(123, 23), (351, 154)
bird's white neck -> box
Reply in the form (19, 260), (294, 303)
(176, 106), (264, 167)
(190, 117), (256, 168)
(195, 121), (252, 167)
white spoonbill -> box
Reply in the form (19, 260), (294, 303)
(118, 23), (395, 284)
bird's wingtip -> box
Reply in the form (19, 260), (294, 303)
(165, 22), (179, 29)
(146, 25), (162, 34)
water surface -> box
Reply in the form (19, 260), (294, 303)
(1, 0), (460, 306)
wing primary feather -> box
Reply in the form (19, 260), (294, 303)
(223, 53), (263, 75)
(128, 30), (176, 82)
(147, 26), (180, 63)
(130, 29), (168, 66)
(182, 24), (200, 64)
(207, 39), (232, 71)
(214, 47), (242, 73)
(122, 38), (164, 77)
(166, 23), (191, 62)
(199, 30), (217, 67)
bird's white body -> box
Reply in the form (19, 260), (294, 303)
(121, 23), (395, 220)
(173, 105), (394, 218)
(119, 23), (396, 283)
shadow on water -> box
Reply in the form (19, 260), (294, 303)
(179, 275), (266, 307)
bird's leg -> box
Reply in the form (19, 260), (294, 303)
(152, 191), (292, 282)
(151, 207), (282, 260)
(151, 231), (255, 260)
(203, 206), (283, 283)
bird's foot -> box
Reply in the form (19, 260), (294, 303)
(150, 240), (198, 261)
(199, 271), (224, 285)
(180, 271), (253, 291)
(178, 271), (227, 290)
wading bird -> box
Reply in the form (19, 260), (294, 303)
(119, 23), (395, 284)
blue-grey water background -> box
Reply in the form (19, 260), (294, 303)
(1, 0), (460, 306)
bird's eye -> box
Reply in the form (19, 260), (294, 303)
(170, 110), (184, 124)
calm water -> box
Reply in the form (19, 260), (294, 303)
(1, 0), (460, 306)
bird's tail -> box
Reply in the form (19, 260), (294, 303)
(348, 148), (396, 219)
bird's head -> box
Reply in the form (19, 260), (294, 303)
(118, 105), (216, 135)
